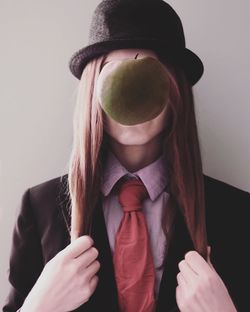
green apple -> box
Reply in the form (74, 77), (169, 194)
(97, 57), (170, 125)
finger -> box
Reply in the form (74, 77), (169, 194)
(63, 235), (94, 260)
(207, 245), (211, 258)
(176, 271), (187, 287)
(178, 259), (198, 285)
(89, 274), (99, 292)
(84, 260), (101, 281)
(176, 285), (184, 308)
(184, 250), (212, 277)
(75, 246), (99, 269)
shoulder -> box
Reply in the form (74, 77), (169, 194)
(203, 174), (250, 202)
(203, 174), (250, 246)
(203, 174), (250, 214)
(28, 173), (68, 202)
(203, 174), (249, 245)
(25, 173), (69, 227)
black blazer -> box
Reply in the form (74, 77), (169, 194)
(2, 174), (250, 312)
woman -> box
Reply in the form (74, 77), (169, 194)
(3, 0), (249, 311)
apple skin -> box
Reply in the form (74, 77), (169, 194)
(96, 57), (170, 125)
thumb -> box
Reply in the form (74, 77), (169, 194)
(207, 245), (211, 258)
(207, 245), (215, 270)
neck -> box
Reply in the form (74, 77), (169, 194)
(107, 133), (165, 172)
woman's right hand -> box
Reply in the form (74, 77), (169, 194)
(21, 235), (100, 312)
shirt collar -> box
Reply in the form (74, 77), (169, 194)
(101, 150), (169, 201)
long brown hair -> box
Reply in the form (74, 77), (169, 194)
(67, 52), (208, 261)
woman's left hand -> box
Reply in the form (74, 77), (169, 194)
(175, 246), (238, 312)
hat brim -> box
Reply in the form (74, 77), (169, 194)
(69, 38), (204, 86)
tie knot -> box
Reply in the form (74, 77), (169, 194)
(117, 177), (149, 212)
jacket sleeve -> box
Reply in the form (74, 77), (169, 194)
(2, 188), (44, 312)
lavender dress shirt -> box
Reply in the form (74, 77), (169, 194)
(100, 151), (170, 298)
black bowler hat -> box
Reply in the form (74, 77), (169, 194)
(69, 0), (204, 86)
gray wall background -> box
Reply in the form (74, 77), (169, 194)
(1, 0), (249, 305)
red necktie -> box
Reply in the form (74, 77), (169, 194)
(113, 177), (156, 312)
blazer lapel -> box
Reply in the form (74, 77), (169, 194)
(88, 194), (120, 311)
(58, 180), (120, 311)
(156, 208), (195, 312)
